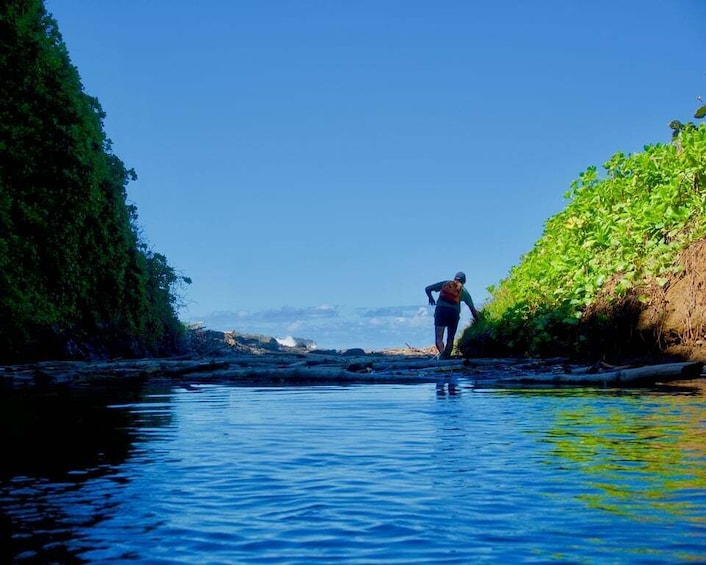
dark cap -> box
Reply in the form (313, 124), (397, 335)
(454, 272), (466, 284)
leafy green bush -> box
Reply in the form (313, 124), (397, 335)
(460, 116), (706, 359)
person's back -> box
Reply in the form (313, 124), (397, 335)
(438, 279), (463, 305)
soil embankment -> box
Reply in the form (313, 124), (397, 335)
(584, 239), (706, 363)
(640, 239), (706, 362)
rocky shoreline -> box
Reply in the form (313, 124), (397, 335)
(1, 329), (704, 391)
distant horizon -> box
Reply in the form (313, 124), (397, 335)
(186, 303), (476, 351)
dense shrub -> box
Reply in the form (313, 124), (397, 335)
(460, 115), (706, 361)
(0, 1), (189, 361)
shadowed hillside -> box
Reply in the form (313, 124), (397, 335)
(0, 1), (189, 361)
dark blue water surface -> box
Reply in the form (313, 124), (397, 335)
(1, 378), (705, 564)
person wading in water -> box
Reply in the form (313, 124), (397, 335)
(425, 271), (480, 359)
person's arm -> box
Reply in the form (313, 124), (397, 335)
(425, 281), (444, 305)
(462, 289), (481, 321)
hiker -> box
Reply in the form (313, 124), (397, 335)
(425, 271), (480, 359)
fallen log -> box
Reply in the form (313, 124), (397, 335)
(370, 358), (465, 371)
(172, 365), (444, 384)
(499, 361), (704, 386)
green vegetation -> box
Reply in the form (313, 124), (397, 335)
(460, 108), (706, 361)
(0, 1), (190, 361)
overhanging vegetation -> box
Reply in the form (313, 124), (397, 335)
(460, 112), (706, 361)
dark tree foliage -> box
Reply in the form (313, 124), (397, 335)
(0, 0), (188, 361)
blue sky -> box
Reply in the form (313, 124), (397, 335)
(45, 1), (705, 350)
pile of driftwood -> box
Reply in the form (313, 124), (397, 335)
(1, 348), (704, 390)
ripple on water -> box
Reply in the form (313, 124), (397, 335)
(2, 381), (705, 563)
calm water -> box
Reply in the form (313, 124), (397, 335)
(1, 377), (705, 564)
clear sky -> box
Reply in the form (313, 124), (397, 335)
(45, 0), (705, 350)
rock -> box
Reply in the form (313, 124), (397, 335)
(341, 348), (367, 357)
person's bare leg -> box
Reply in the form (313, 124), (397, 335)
(442, 326), (457, 359)
(435, 326), (445, 356)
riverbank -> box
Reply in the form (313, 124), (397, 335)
(2, 329), (704, 391)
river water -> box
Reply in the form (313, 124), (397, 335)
(1, 378), (705, 564)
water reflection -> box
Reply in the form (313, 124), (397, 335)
(1, 388), (135, 480)
(539, 383), (706, 524)
(435, 375), (460, 397)
(0, 383), (174, 563)
(1, 380), (705, 564)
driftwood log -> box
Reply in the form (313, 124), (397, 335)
(1, 349), (703, 390)
(498, 361), (704, 386)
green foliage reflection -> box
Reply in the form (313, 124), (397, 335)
(543, 390), (706, 522)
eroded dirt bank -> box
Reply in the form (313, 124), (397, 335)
(584, 238), (706, 363)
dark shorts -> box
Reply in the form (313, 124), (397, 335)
(434, 305), (460, 328)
